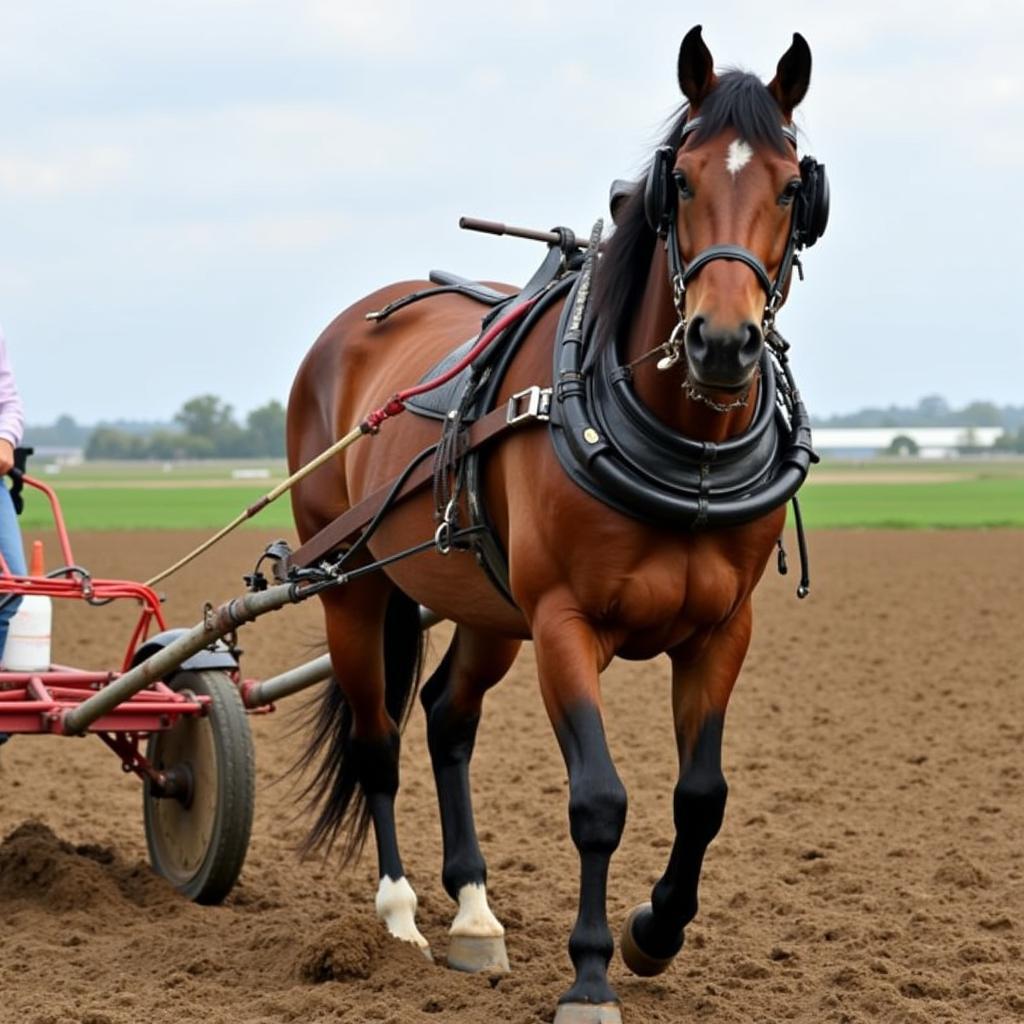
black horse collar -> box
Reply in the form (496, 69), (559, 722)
(549, 263), (817, 531)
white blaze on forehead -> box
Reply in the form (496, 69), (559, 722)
(726, 138), (753, 178)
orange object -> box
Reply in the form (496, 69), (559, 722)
(29, 540), (44, 577)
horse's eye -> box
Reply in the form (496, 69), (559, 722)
(778, 179), (802, 206)
(674, 172), (693, 199)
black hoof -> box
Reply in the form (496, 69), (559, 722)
(620, 903), (681, 977)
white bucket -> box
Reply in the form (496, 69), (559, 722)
(2, 593), (52, 671)
(2, 540), (52, 672)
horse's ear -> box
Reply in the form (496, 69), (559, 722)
(677, 25), (716, 108)
(768, 32), (812, 119)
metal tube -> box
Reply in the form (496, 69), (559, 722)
(243, 654), (333, 709)
(0, 671), (116, 686)
(244, 608), (444, 709)
(459, 216), (568, 245)
(61, 582), (300, 735)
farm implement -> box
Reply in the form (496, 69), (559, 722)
(0, 454), (339, 903)
(0, 236), (568, 905)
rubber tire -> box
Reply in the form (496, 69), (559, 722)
(143, 669), (255, 904)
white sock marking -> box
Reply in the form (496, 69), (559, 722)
(726, 138), (753, 177)
(375, 875), (429, 949)
(450, 882), (505, 937)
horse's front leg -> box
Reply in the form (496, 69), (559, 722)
(531, 598), (628, 1024)
(620, 601), (751, 976)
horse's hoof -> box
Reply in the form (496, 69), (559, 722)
(620, 902), (677, 977)
(446, 933), (510, 974)
(553, 1002), (622, 1024)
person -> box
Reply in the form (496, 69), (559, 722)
(0, 322), (26, 746)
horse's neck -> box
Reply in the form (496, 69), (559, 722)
(624, 246), (758, 442)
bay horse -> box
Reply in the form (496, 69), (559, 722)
(287, 26), (826, 1024)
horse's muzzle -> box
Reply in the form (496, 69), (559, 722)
(684, 317), (763, 389)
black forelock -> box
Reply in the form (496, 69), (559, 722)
(688, 70), (790, 153)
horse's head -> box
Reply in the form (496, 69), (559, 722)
(647, 26), (821, 396)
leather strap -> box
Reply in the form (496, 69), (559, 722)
(366, 283), (513, 323)
(681, 244), (773, 297)
(287, 396), (547, 570)
(428, 270), (514, 303)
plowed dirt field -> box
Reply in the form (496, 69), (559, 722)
(1, 530), (1021, 1023)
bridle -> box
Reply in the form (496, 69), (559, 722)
(644, 116), (823, 373)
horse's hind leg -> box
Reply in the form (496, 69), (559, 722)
(620, 603), (749, 977)
(420, 625), (520, 973)
(302, 579), (430, 956)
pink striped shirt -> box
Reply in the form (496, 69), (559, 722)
(0, 325), (24, 447)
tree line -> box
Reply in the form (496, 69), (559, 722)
(812, 394), (1023, 430)
(84, 396), (286, 459)
(28, 391), (1024, 459)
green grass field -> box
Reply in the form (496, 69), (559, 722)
(20, 485), (296, 531)
(18, 458), (1024, 531)
(798, 476), (1024, 528)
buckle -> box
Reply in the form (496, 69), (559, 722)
(506, 386), (551, 425)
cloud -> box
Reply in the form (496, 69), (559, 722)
(3, 0), (1024, 423)
(0, 145), (132, 197)
(142, 212), (353, 255)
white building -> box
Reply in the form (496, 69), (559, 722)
(812, 426), (1005, 458)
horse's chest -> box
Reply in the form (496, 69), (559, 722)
(592, 547), (752, 659)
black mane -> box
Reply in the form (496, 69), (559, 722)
(591, 71), (790, 345)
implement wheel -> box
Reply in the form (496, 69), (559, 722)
(143, 669), (255, 904)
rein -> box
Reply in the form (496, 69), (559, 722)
(144, 295), (542, 588)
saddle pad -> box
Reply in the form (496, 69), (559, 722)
(404, 336), (479, 422)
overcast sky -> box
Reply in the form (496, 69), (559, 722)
(1, 1), (1021, 424)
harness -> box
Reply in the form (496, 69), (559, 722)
(289, 119), (827, 599)
(287, 241), (577, 598)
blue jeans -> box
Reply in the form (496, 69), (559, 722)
(0, 484), (25, 745)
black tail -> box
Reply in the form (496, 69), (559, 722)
(295, 589), (424, 862)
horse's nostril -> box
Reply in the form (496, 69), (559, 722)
(685, 318), (708, 361)
(740, 323), (763, 363)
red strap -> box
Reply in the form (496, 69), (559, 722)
(359, 296), (539, 433)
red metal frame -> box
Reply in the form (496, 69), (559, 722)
(0, 475), (206, 759)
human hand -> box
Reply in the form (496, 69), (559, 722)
(0, 439), (14, 475)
